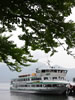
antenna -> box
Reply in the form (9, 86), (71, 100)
(47, 60), (51, 67)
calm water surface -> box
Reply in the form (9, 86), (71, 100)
(0, 83), (75, 100)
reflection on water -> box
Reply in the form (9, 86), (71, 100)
(0, 90), (75, 100)
(10, 92), (68, 100)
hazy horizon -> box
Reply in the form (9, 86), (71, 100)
(0, 62), (75, 83)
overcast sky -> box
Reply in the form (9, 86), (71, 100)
(34, 7), (75, 68)
(3, 7), (75, 69)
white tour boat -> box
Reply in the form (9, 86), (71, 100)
(10, 66), (68, 94)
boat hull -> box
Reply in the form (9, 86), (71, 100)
(10, 87), (67, 94)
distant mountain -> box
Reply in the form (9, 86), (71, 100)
(0, 63), (19, 82)
(66, 68), (75, 81)
(0, 62), (48, 82)
(0, 62), (75, 82)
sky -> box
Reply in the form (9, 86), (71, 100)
(0, 7), (75, 83)
(34, 7), (75, 68)
(2, 8), (75, 69)
(31, 48), (75, 68)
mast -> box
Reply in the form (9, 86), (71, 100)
(47, 60), (51, 68)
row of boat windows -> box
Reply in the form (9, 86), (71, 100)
(12, 77), (64, 83)
(14, 84), (65, 88)
(40, 70), (67, 73)
(15, 77), (41, 81)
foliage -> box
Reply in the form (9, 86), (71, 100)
(0, 0), (75, 71)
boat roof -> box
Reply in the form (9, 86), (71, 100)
(37, 65), (67, 71)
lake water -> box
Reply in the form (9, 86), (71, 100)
(0, 83), (75, 100)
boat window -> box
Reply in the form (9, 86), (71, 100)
(25, 85), (28, 87)
(41, 70), (45, 73)
(31, 84), (42, 87)
(26, 78), (30, 81)
(40, 84), (42, 87)
(31, 85), (36, 87)
(53, 70), (57, 72)
(19, 85), (30, 87)
(31, 77), (41, 81)
(28, 78), (30, 81)
(44, 84), (58, 87)
(44, 84), (51, 87)
(25, 78), (27, 81)
(36, 85), (42, 87)
(46, 70), (49, 72)
(18, 79), (25, 81)
(27, 85), (30, 87)
(51, 70), (57, 72)
(61, 77), (64, 80)
(59, 76), (60, 79)
(53, 84), (57, 87)
(51, 70), (53, 72)
(36, 85), (40, 87)
(52, 77), (57, 79)
(58, 70), (62, 73)
(17, 78), (30, 82)
(46, 73), (50, 75)
(44, 77), (48, 80)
